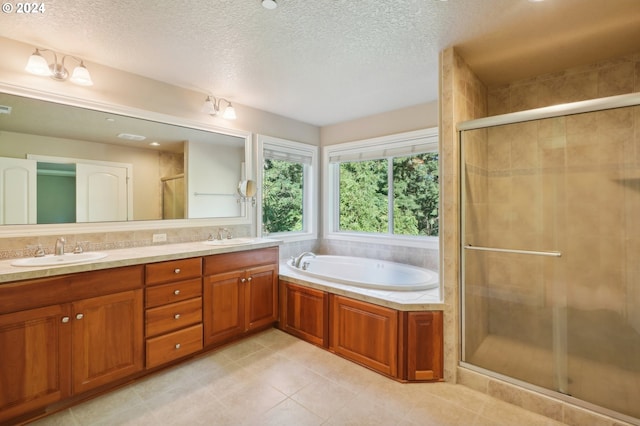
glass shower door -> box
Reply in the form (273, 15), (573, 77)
(461, 119), (565, 393)
(460, 105), (640, 422)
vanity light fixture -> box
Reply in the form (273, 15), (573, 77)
(25, 48), (94, 86)
(202, 95), (237, 120)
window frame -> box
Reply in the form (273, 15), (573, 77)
(323, 128), (439, 249)
(257, 134), (318, 241)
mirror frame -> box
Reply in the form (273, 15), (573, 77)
(0, 82), (254, 238)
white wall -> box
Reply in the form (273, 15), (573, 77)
(320, 101), (438, 146)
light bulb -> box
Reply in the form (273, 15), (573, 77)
(25, 50), (51, 76)
(70, 63), (93, 86)
(202, 96), (217, 115)
(222, 104), (237, 120)
(262, 0), (277, 9)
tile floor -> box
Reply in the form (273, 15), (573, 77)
(30, 329), (566, 426)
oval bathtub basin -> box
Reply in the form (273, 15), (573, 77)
(288, 255), (438, 291)
(11, 252), (108, 267)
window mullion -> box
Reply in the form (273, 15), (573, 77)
(388, 157), (393, 235)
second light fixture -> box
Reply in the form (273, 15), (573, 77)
(202, 95), (237, 120)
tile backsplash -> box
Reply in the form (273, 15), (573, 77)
(0, 224), (252, 260)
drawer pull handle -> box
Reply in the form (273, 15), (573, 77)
(174, 314), (181, 320)
(174, 289), (181, 295)
(175, 343), (181, 349)
(61, 316), (70, 323)
(174, 268), (181, 274)
(75, 313), (84, 320)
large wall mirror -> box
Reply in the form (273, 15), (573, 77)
(0, 87), (252, 230)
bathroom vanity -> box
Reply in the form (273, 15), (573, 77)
(0, 241), (279, 425)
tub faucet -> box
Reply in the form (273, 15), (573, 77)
(55, 237), (66, 256)
(292, 252), (316, 268)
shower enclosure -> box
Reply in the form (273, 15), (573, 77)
(460, 94), (640, 423)
(162, 174), (185, 219)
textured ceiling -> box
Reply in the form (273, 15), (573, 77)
(0, 0), (638, 126)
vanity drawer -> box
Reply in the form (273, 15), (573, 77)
(204, 247), (278, 275)
(145, 258), (202, 286)
(146, 324), (203, 369)
(145, 297), (202, 337)
(145, 278), (202, 308)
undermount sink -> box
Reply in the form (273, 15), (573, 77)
(11, 252), (108, 267)
(202, 237), (257, 246)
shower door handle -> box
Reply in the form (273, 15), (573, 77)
(464, 245), (562, 257)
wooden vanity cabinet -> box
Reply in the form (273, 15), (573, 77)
(203, 248), (278, 346)
(144, 258), (203, 369)
(0, 266), (144, 423)
(279, 281), (329, 348)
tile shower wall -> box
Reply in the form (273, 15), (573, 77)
(487, 53), (640, 116)
(440, 47), (488, 382)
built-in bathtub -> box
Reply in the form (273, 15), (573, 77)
(284, 255), (439, 291)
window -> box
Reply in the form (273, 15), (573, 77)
(257, 135), (318, 240)
(324, 128), (438, 246)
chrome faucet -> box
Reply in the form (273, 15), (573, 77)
(214, 228), (232, 240)
(292, 251), (316, 268)
(215, 228), (232, 240)
(55, 237), (66, 256)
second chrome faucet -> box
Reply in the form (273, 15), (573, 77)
(55, 237), (66, 255)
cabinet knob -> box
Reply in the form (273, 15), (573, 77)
(174, 289), (181, 295)
(174, 314), (181, 320)
(241, 278), (246, 283)
(247, 277), (252, 282)
(175, 343), (181, 349)
(75, 313), (84, 320)
(174, 268), (181, 274)
(61, 316), (70, 323)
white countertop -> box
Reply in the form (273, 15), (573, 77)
(279, 261), (443, 311)
(0, 238), (282, 284)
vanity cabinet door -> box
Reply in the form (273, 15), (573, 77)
(203, 270), (246, 346)
(203, 247), (279, 347)
(245, 264), (278, 331)
(329, 295), (398, 377)
(71, 289), (144, 394)
(0, 304), (71, 423)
